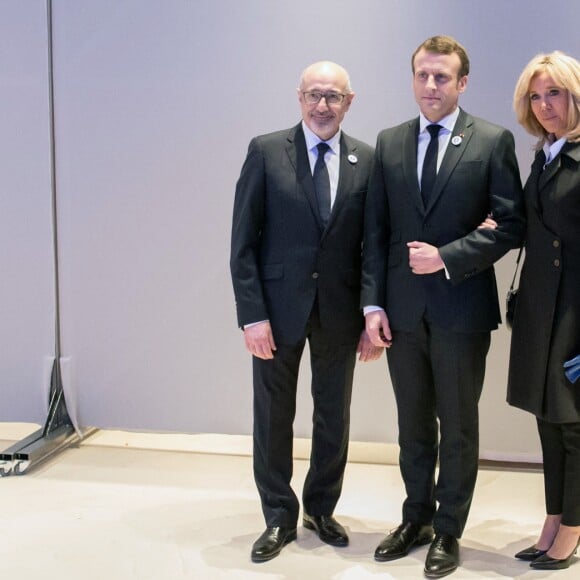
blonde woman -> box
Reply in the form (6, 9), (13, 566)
(508, 51), (580, 571)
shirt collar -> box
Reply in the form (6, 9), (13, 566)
(302, 121), (341, 153)
(419, 107), (461, 135)
(543, 136), (567, 165)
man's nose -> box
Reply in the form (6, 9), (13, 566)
(426, 75), (437, 90)
(316, 97), (330, 110)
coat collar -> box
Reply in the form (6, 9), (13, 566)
(538, 139), (580, 191)
(564, 140), (580, 162)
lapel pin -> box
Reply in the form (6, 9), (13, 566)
(451, 134), (463, 146)
(347, 154), (358, 164)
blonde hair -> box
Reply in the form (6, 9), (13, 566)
(513, 51), (580, 145)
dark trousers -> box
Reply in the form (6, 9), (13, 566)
(387, 319), (490, 538)
(537, 418), (580, 525)
(252, 306), (358, 527)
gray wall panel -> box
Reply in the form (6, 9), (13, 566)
(0, 1), (54, 423)
(3, 0), (579, 459)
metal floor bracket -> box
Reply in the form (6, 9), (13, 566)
(0, 361), (97, 476)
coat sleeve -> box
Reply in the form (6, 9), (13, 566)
(439, 128), (525, 284)
(229, 137), (269, 328)
(361, 134), (390, 308)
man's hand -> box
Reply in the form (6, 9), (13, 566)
(407, 241), (444, 274)
(365, 310), (393, 348)
(243, 321), (276, 360)
(478, 214), (498, 230)
(356, 329), (384, 361)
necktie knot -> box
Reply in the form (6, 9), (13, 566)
(427, 124), (442, 139)
(317, 142), (330, 156)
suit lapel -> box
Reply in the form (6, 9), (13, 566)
(403, 118), (423, 214)
(425, 109), (472, 214)
(325, 133), (355, 233)
(286, 124), (325, 231)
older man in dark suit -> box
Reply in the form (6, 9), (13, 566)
(230, 61), (381, 563)
(362, 36), (524, 577)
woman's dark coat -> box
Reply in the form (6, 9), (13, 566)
(508, 141), (580, 423)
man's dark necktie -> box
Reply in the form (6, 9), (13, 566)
(421, 124), (442, 206)
(313, 142), (331, 226)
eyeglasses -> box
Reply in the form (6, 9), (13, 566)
(302, 91), (347, 105)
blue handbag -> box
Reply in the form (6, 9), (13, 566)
(564, 354), (580, 384)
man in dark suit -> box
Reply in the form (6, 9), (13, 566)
(230, 61), (381, 563)
(361, 36), (524, 577)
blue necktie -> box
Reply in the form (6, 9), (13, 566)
(421, 124), (442, 206)
(313, 142), (331, 226)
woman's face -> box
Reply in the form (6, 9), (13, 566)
(529, 72), (569, 139)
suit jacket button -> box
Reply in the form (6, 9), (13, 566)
(554, 259), (560, 267)
(312, 272), (319, 279)
(553, 239), (560, 248)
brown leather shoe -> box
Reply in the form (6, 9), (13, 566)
(374, 522), (434, 561)
(303, 513), (349, 546)
(251, 526), (297, 562)
(424, 534), (459, 578)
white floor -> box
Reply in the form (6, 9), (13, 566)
(0, 426), (577, 579)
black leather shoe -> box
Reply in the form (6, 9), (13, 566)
(530, 539), (580, 570)
(374, 522), (434, 561)
(303, 513), (349, 546)
(514, 544), (547, 561)
(424, 534), (459, 578)
(251, 526), (297, 562)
